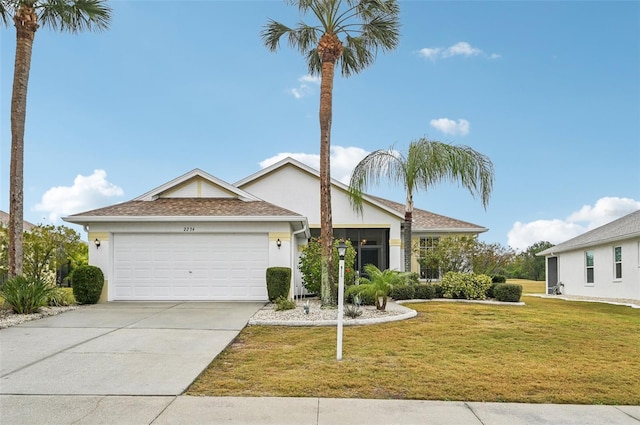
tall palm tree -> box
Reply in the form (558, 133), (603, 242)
(1, 0), (111, 277)
(261, 0), (400, 307)
(348, 138), (495, 272)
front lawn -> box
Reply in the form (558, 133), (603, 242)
(188, 297), (640, 404)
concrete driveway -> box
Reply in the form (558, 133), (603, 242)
(0, 302), (264, 396)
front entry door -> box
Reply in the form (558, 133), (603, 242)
(359, 246), (381, 276)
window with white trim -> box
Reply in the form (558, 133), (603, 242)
(614, 246), (622, 280)
(419, 236), (440, 280)
(585, 251), (594, 284)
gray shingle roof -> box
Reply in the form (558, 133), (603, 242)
(67, 198), (302, 218)
(538, 210), (640, 255)
(368, 196), (487, 232)
(0, 210), (36, 230)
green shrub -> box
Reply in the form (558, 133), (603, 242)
(415, 284), (436, 300)
(71, 265), (104, 304)
(390, 284), (415, 300)
(266, 267), (291, 301)
(432, 283), (444, 298)
(486, 282), (500, 299)
(440, 272), (492, 300)
(491, 275), (507, 283)
(274, 295), (296, 311)
(0, 276), (55, 314)
(349, 290), (376, 306)
(298, 238), (356, 295)
(344, 303), (363, 318)
(48, 287), (76, 306)
(494, 283), (523, 302)
(405, 272), (420, 286)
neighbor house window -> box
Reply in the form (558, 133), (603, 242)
(419, 236), (439, 280)
(614, 246), (622, 280)
(585, 251), (594, 284)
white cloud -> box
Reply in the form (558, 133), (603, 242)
(290, 74), (320, 99)
(417, 41), (499, 61)
(507, 197), (640, 251)
(418, 47), (441, 60)
(260, 146), (369, 184)
(430, 118), (470, 136)
(34, 169), (124, 222)
(443, 42), (482, 58)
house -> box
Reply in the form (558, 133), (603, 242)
(63, 158), (487, 302)
(538, 210), (640, 300)
(0, 210), (36, 231)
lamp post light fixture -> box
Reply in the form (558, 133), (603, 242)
(336, 240), (347, 361)
(94, 238), (101, 249)
(276, 238), (282, 249)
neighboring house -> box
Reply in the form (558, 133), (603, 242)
(63, 158), (487, 302)
(0, 210), (36, 231)
(538, 210), (640, 300)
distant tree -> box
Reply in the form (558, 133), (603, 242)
(520, 241), (554, 281)
(349, 138), (494, 272)
(472, 241), (515, 277)
(262, 0), (400, 307)
(1, 0), (111, 277)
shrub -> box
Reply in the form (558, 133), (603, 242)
(274, 295), (296, 311)
(486, 282), (500, 299)
(405, 272), (420, 286)
(440, 272), (492, 300)
(48, 287), (76, 306)
(349, 290), (376, 306)
(298, 238), (356, 295)
(266, 267), (291, 301)
(344, 303), (363, 318)
(0, 276), (55, 314)
(390, 284), (415, 300)
(346, 265), (408, 311)
(414, 284), (436, 300)
(494, 283), (523, 302)
(71, 265), (104, 304)
(491, 275), (507, 283)
(432, 283), (444, 298)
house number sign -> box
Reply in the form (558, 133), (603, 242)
(183, 227), (195, 232)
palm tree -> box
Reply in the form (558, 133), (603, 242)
(1, 0), (111, 277)
(346, 264), (406, 310)
(348, 138), (494, 273)
(261, 0), (400, 307)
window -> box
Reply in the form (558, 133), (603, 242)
(585, 251), (594, 284)
(614, 246), (622, 280)
(419, 237), (439, 280)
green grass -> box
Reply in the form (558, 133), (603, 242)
(188, 297), (640, 404)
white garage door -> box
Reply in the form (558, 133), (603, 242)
(113, 233), (268, 301)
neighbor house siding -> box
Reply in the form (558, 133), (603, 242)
(553, 238), (640, 300)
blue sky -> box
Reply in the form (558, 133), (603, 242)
(1, 0), (639, 250)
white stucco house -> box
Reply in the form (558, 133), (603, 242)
(538, 210), (640, 300)
(63, 157), (487, 302)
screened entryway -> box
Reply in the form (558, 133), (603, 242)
(310, 228), (389, 275)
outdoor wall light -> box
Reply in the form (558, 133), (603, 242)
(94, 238), (101, 249)
(276, 238), (282, 249)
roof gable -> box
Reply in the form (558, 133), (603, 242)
(136, 169), (259, 202)
(236, 157), (404, 220)
(539, 209), (640, 255)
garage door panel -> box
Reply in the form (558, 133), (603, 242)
(113, 233), (269, 301)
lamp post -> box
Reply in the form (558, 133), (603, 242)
(336, 240), (347, 361)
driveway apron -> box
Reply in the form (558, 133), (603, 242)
(0, 302), (264, 396)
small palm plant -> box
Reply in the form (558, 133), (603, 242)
(346, 264), (407, 311)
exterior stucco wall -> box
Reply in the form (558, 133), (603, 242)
(550, 238), (640, 300)
(239, 165), (403, 270)
(84, 221), (300, 302)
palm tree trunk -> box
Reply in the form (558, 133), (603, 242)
(318, 34), (341, 307)
(404, 211), (412, 272)
(9, 5), (39, 278)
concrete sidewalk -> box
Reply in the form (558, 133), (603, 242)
(1, 395), (639, 424)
